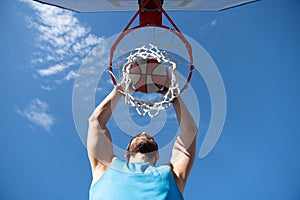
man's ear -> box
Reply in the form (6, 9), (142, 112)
(125, 151), (130, 159)
(156, 152), (159, 160)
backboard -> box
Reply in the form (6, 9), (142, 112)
(34, 0), (257, 12)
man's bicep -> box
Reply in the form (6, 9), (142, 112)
(170, 137), (196, 189)
(87, 118), (114, 171)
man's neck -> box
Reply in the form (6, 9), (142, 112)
(128, 153), (155, 165)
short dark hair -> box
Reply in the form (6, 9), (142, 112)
(126, 132), (158, 159)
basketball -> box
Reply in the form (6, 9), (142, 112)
(128, 58), (169, 93)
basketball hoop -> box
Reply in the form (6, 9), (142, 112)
(109, 0), (194, 117)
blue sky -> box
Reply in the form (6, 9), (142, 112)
(1, 0), (300, 199)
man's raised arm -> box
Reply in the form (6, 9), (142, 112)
(87, 87), (122, 174)
(170, 96), (198, 194)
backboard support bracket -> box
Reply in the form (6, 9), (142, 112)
(139, 0), (163, 26)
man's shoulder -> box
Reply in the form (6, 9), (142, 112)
(91, 156), (118, 185)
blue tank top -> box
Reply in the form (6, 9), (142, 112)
(89, 157), (184, 200)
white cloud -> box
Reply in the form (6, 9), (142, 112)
(20, 0), (105, 88)
(16, 98), (54, 133)
(211, 19), (217, 27)
(40, 85), (52, 91)
(38, 64), (68, 76)
(64, 70), (78, 81)
(30, 58), (43, 64)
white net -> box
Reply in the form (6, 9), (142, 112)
(120, 44), (180, 117)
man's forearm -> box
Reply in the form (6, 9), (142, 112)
(172, 96), (198, 157)
(89, 87), (122, 127)
(173, 97), (198, 136)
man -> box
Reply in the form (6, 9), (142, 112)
(87, 86), (198, 199)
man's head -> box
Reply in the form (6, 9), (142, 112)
(125, 132), (159, 165)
